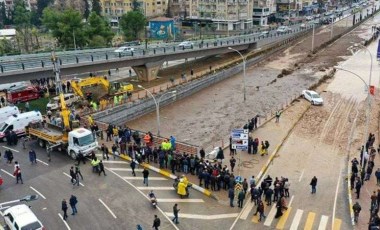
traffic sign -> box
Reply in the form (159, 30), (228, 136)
(231, 129), (249, 150)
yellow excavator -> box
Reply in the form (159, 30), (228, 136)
(70, 76), (134, 99)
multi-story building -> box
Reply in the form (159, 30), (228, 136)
(54, 0), (86, 13)
(100, 0), (168, 22)
(0, 0), (37, 11)
(170, 0), (189, 19)
(252, 0), (276, 26)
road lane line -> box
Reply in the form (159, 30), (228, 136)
(164, 212), (239, 220)
(106, 168), (179, 230)
(58, 213), (71, 230)
(332, 167), (342, 230)
(2, 146), (19, 152)
(62, 172), (84, 186)
(98, 198), (117, 219)
(289, 209), (304, 230)
(137, 187), (175, 190)
(304, 212), (316, 230)
(276, 207), (292, 229)
(101, 161), (129, 164)
(36, 159), (49, 166)
(1, 169), (15, 178)
(333, 218), (342, 230)
(109, 168), (143, 172)
(30, 186), (46, 199)
(299, 169), (305, 182)
(289, 195), (294, 206)
(157, 199), (204, 203)
(122, 177), (167, 180)
(264, 204), (277, 226)
(318, 215), (329, 230)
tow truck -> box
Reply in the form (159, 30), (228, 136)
(26, 53), (98, 160)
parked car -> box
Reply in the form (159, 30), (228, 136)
(301, 90), (324, 105)
(300, 23), (307, 28)
(3, 204), (44, 230)
(178, 41), (194, 49)
(6, 86), (43, 104)
(114, 46), (135, 55)
(258, 31), (269, 38)
(306, 16), (314, 21)
(277, 26), (291, 33)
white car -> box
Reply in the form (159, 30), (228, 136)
(258, 31), (269, 38)
(277, 26), (291, 33)
(46, 93), (79, 110)
(302, 90), (323, 105)
(3, 204), (44, 230)
(178, 41), (194, 49)
(300, 23), (307, 29)
(114, 46), (135, 55)
(306, 16), (314, 21)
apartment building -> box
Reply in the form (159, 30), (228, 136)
(100, 0), (168, 21)
(252, 0), (276, 26)
(0, 0), (37, 11)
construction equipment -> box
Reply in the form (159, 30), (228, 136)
(70, 76), (133, 100)
(26, 52), (98, 160)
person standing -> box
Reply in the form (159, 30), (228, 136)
(70, 166), (76, 185)
(76, 151), (85, 165)
(216, 147), (224, 164)
(228, 187), (235, 207)
(375, 168), (380, 185)
(172, 203), (180, 224)
(230, 157), (236, 173)
(14, 166), (23, 184)
(75, 165), (83, 181)
(238, 190), (245, 208)
(275, 110), (282, 123)
(256, 200), (266, 222)
(62, 199), (68, 221)
(355, 177), (362, 199)
(130, 159), (136, 176)
(29, 149), (37, 164)
(98, 160), (106, 176)
(25, 102), (30, 111)
(310, 176), (317, 194)
(152, 215), (161, 230)
(69, 195), (78, 215)
(143, 167), (149, 186)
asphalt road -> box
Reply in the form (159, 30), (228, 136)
(0, 140), (237, 230)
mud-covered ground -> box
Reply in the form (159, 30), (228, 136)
(126, 15), (378, 150)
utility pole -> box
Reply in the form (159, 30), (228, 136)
(73, 30), (77, 50)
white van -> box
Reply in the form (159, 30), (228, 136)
(46, 93), (79, 111)
(0, 111), (42, 141)
(0, 106), (20, 122)
(3, 204), (44, 230)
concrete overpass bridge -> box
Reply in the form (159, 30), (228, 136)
(0, 25), (313, 84)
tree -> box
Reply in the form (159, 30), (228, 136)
(42, 8), (86, 49)
(84, 0), (90, 19)
(91, 0), (101, 15)
(0, 2), (10, 26)
(13, 0), (32, 52)
(120, 11), (146, 41)
(85, 12), (114, 47)
(36, 0), (53, 24)
(0, 38), (13, 55)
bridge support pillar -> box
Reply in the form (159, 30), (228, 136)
(132, 61), (164, 82)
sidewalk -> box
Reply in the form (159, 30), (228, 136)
(97, 98), (311, 201)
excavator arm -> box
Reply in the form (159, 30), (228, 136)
(70, 77), (110, 99)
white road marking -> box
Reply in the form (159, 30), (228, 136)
(30, 186), (46, 199)
(289, 195), (294, 207)
(106, 167), (180, 230)
(1, 169), (15, 178)
(2, 146), (19, 152)
(289, 209), (304, 230)
(36, 159), (49, 166)
(157, 199), (204, 203)
(58, 213), (71, 230)
(299, 169), (305, 182)
(122, 177), (167, 180)
(164, 212), (239, 220)
(101, 161), (129, 164)
(318, 215), (329, 230)
(137, 187), (175, 190)
(98, 198), (117, 219)
(264, 204), (277, 226)
(332, 168), (342, 230)
(42, 207), (47, 210)
(62, 172), (84, 186)
(109, 168), (143, 172)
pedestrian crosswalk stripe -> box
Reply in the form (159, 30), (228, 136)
(318, 215), (329, 230)
(276, 207), (292, 229)
(264, 204), (277, 226)
(333, 218), (342, 230)
(101, 161), (129, 164)
(165, 212), (239, 220)
(122, 177), (167, 180)
(241, 200), (255, 220)
(109, 168), (143, 172)
(289, 209), (304, 230)
(304, 212), (316, 230)
(137, 187), (175, 190)
(157, 199), (204, 203)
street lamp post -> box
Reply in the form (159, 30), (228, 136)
(228, 47), (246, 101)
(334, 67), (371, 172)
(0, 195), (39, 210)
(137, 85), (176, 136)
(311, 23), (315, 52)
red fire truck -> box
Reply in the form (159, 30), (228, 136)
(7, 86), (43, 104)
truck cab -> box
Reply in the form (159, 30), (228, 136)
(68, 128), (98, 159)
